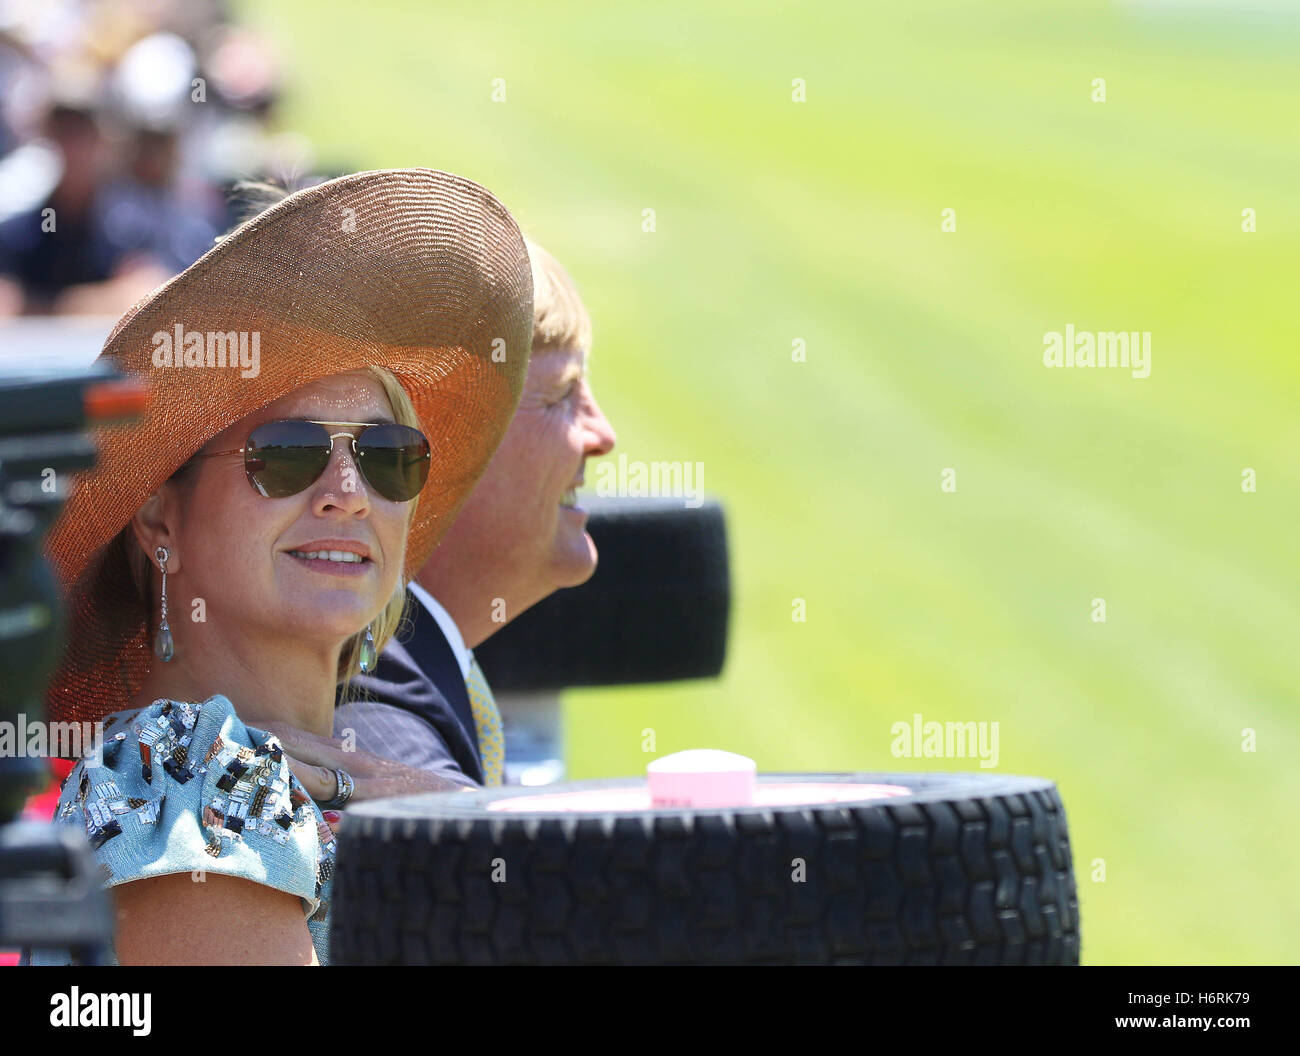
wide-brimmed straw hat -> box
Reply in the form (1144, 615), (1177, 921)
(44, 168), (533, 728)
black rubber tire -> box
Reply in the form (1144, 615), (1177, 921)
(329, 772), (1080, 965)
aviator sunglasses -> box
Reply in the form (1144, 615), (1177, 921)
(195, 419), (432, 502)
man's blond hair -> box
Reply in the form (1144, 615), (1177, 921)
(526, 239), (591, 354)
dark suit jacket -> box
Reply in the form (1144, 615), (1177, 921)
(333, 589), (484, 785)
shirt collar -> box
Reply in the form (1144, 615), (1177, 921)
(407, 580), (473, 681)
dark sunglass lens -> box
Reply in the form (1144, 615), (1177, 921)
(244, 420), (331, 497)
(356, 424), (431, 501)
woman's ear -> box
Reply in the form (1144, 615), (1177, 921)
(130, 490), (183, 574)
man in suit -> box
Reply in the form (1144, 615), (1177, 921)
(330, 241), (617, 786)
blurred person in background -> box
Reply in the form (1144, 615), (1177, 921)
(0, 3), (302, 317)
(0, 92), (173, 315)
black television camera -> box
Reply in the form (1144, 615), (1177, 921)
(0, 365), (147, 962)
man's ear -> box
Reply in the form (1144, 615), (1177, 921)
(130, 490), (183, 574)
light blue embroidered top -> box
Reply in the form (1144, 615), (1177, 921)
(24, 694), (336, 965)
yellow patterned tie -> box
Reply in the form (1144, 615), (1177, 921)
(465, 654), (504, 786)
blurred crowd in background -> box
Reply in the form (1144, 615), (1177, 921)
(0, 0), (318, 318)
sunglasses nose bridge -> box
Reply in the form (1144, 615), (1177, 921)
(319, 430), (366, 491)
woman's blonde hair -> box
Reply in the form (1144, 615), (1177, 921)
(124, 365), (420, 702)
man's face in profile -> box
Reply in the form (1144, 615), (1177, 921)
(437, 342), (616, 603)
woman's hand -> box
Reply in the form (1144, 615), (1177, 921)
(262, 722), (477, 832)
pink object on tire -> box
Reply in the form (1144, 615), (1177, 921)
(646, 748), (757, 808)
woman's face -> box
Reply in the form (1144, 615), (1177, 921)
(166, 372), (411, 650)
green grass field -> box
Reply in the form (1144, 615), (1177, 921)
(245, 0), (1300, 964)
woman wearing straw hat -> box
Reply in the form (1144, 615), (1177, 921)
(24, 169), (533, 965)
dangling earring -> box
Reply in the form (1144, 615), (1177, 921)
(358, 623), (376, 673)
(154, 545), (174, 662)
